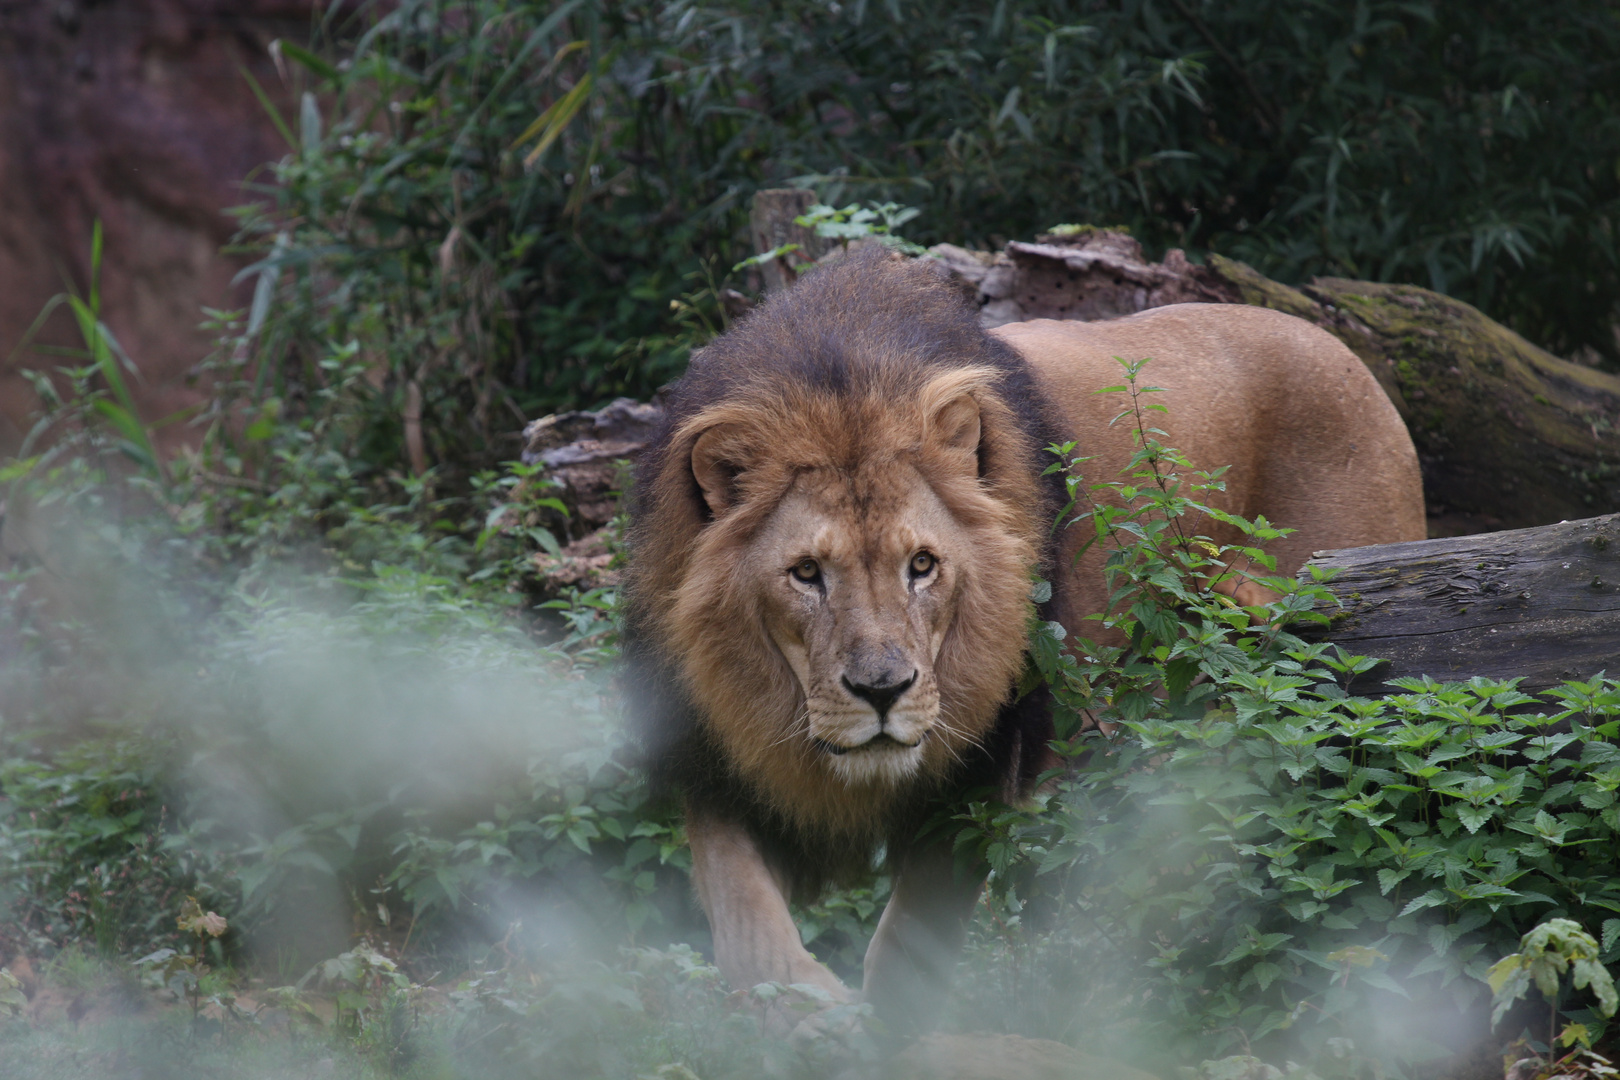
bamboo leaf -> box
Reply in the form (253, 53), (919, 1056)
(300, 91), (323, 154)
(518, 72), (596, 167)
(272, 39), (340, 82)
(450, 0), (593, 155)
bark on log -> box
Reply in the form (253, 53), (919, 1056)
(1301, 513), (1620, 694)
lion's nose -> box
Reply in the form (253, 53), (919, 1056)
(841, 670), (917, 721)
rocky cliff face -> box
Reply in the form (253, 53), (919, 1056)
(0, 0), (312, 454)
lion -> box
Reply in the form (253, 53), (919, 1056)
(622, 248), (1424, 1034)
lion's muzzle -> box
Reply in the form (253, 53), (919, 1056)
(814, 731), (921, 756)
(813, 662), (933, 775)
(840, 668), (917, 721)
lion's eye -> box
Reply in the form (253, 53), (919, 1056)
(909, 551), (936, 577)
(791, 558), (821, 583)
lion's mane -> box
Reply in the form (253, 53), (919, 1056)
(622, 249), (1067, 897)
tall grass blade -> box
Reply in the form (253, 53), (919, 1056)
(239, 63), (296, 149)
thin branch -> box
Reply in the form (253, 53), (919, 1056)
(1166, 0), (1284, 137)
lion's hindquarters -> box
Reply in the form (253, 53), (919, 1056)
(996, 307), (1425, 592)
(1214, 310), (1427, 557)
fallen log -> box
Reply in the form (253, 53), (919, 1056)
(513, 197), (1620, 598)
(1302, 513), (1620, 694)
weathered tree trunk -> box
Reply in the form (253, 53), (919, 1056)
(1301, 513), (1620, 694)
(747, 188), (829, 294)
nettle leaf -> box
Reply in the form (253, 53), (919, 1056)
(1455, 805), (1494, 834)
(1400, 890), (1448, 917)
(1248, 961), (1284, 991)
(1508, 809), (1574, 845)
(1574, 957), (1620, 1018)
(1377, 868), (1412, 895)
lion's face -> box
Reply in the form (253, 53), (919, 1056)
(746, 465), (967, 786)
(639, 363), (1046, 836)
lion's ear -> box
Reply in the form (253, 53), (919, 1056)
(931, 393), (981, 465)
(691, 424), (748, 516)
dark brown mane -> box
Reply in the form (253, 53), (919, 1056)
(621, 247), (1067, 897)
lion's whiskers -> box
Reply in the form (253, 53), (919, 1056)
(928, 704), (983, 769)
(764, 702), (813, 754)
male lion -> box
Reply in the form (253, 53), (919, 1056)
(622, 249), (1423, 1033)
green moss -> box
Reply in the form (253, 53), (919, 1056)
(1298, 277), (1620, 523)
(1042, 222), (1132, 238)
(1207, 255), (1322, 323)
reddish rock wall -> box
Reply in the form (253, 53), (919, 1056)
(0, 0), (312, 454)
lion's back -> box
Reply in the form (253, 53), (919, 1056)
(994, 303), (1425, 625)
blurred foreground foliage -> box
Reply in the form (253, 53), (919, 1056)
(238, 0), (1620, 488)
(6, 329), (1620, 1077)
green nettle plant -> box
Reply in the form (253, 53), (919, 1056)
(737, 202), (926, 271)
(943, 361), (1620, 1074)
(1489, 918), (1618, 1054)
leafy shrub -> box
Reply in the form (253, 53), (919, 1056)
(0, 739), (236, 959)
(0, 248), (696, 974)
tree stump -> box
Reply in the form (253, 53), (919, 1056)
(1302, 513), (1620, 694)
(748, 188), (829, 293)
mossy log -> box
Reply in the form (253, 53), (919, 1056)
(1301, 512), (1620, 694)
(929, 228), (1620, 537)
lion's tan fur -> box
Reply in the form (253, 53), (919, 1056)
(996, 306), (1426, 632)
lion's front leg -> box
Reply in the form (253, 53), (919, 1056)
(685, 807), (850, 1002)
(861, 841), (986, 1035)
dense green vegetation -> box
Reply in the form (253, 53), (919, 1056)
(241, 0), (1620, 486)
(4, 2), (1620, 1077)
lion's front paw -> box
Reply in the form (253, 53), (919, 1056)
(739, 979), (865, 1043)
(785, 990), (881, 1071)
